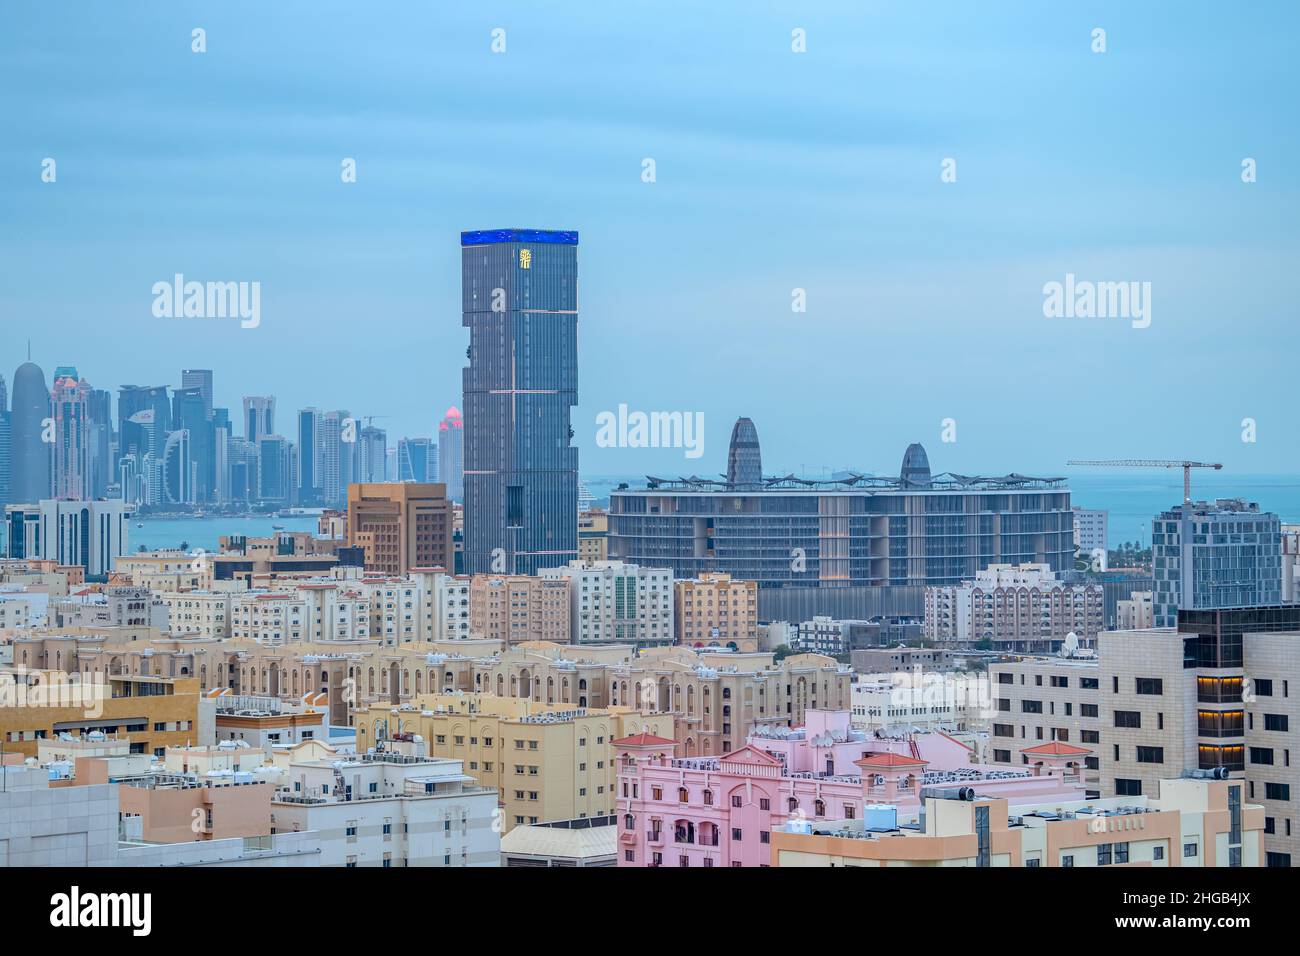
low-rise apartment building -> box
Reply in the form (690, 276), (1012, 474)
(674, 573), (758, 650)
(924, 563), (1104, 652)
(271, 750), (499, 866)
(989, 654), (1101, 797)
(469, 575), (571, 645)
(354, 692), (674, 831)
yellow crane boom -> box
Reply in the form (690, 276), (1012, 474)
(1067, 459), (1223, 505)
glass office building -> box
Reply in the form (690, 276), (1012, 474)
(1152, 499), (1283, 627)
(461, 229), (579, 575)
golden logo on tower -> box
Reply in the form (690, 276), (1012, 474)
(519, 248), (532, 269)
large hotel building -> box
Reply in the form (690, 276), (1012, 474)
(461, 228), (579, 577)
(609, 422), (1075, 622)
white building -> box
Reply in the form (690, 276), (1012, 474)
(4, 499), (130, 577)
(540, 560), (673, 647)
(923, 562), (1104, 652)
(230, 584), (370, 645)
(849, 671), (989, 734)
(271, 751), (499, 866)
(353, 570), (471, 646)
(1072, 507), (1109, 560)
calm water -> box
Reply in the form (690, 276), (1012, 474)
(130, 515), (319, 552)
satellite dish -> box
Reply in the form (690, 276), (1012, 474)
(1062, 632), (1079, 656)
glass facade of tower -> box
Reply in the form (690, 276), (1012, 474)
(1152, 499), (1282, 627)
(461, 229), (578, 575)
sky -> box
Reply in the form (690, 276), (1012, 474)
(2, 1), (1297, 478)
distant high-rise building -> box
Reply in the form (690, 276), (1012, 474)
(243, 396), (275, 444)
(226, 437), (257, 503)
(359, 425), (387, 484)
(1152, 498), (1282, 627)
(212, 407), (231, 503)
(725, 417), (762, 488)
(118, 384), (170, 467)
(0, 373), (7, 517)
(11, 361), (51, 504)
(181, 369), (214, 419)
(320, 410), (351, 507)
(461, 228), (578, 575)
(438, 406), (464, 501)
(172, 385), (214, 503)
(258, 436), (292, 504)
(86, 388), (112, 499)
(296, 408), (321, 505)
(50, 367), (92, 500)
(161, 430), (193, 505)
(397, 437), (435, 483)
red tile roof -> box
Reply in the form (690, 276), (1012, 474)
(1021, 741), (1092, 756)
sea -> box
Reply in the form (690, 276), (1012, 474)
(125, 473), (1300, 554)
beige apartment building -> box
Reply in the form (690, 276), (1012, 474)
(469, 575), (571, 645)
(354, 693), (674, 831)
(989, 655), (1101, 797)
(346, 482), (453, 576)
(674, 573), (758, 649)
(1100, 612), (1300, 868)
(578, 508), (609, 563)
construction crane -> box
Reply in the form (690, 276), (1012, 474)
(1067, 459), (1223, 504)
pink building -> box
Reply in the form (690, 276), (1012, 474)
(615, 711), (1089, 868)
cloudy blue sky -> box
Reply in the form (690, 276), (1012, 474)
(2, 1), (1296, 477)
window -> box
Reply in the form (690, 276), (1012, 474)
(1113, 710), (1141, 728)
(731, 795), (742, 808)
(1081, 704), (1098, 718)
(731, 828), (742, 841)
(1250, 747), (1275, 765)
(1135, 677), (1163, 695)
(1114, 842), (1130, 864)
(1097, 843), (1113, 866)
(1153, 846), (1164, 861)
(1025, 858), (1040, 867)
(1061, 855), (1074, 867)
(1264, 783), (1291, 801)
(1136, 746), (1164, 764)
(759, 798), (770, 811)
(1264, 714), (1290, 732)
(1115, 778), (1143, 797)
(1183, 842), (1198, 858)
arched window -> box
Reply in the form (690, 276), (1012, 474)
(814, 799), (826, 817)
(624, 814), (635, 831)
(703, 789), (714, 806)
(788, 797), (799, 813)
(678, 787), (689, 803)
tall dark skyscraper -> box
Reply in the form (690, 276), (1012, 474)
(461, 228), (578, 575)
(10, 361), (51, 504)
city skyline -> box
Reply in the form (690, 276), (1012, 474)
(3, 3), (1297, 475)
